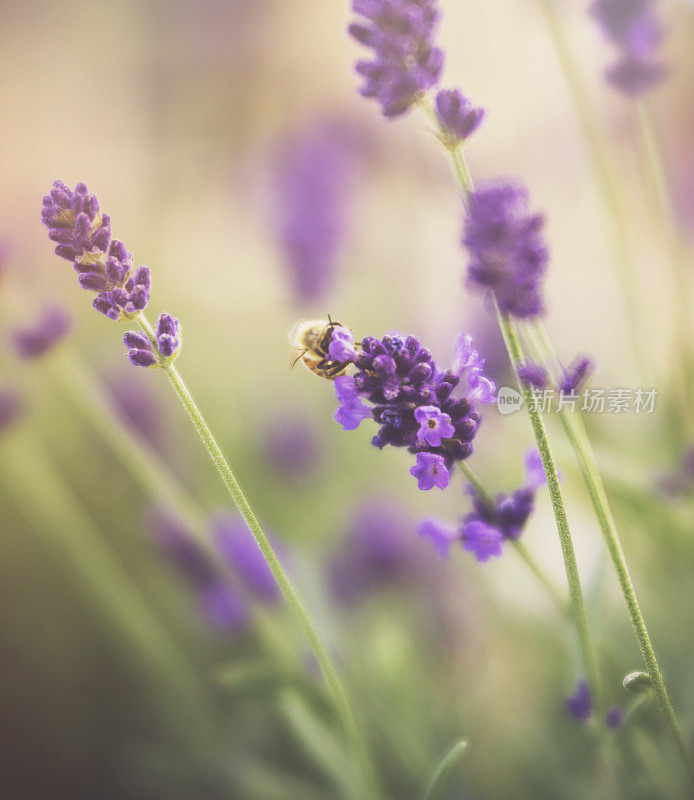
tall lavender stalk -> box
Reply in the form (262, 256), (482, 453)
(40, 181), (379, 798)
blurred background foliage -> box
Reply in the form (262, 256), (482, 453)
(1, 0), (694, 798)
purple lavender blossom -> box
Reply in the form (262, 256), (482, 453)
(123, 313), (182, 368)
(419, 449), (546, 561)
(12, 305), (72, 360)
(463, 182), (549, 319)
(147, 509), (250, 633)
(41, 181), (151, 320)
(462, 519), (504, 562)
(274, 120), (359, 304)
(212, 516), (280, 604)
(329, 500), (417, 603)
(518, 361), (549, 390)
(435, 89), (485, 143)
(330, 327), (494, 490)
(606, 707), (624, 730)
(418, 518), (461, 558)
(411, 452), (450, 490)
(565, 679), (593, 721)
(560, 354), (595, 394)
(349, 0), (444, 118)
(0, 388), (24, 433)
(590, 0), (666, 95)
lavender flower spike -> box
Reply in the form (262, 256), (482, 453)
(590, 0), (666, 95)
(435, 89), (485, 145)
(463, 182), (549, 319)
(123, 313), (182, 369)
(349, 0), (444, 118)
(42, 181), (151, 320)
(12, 305), (72, 360)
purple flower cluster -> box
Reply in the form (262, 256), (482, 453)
(435, 89), (485, 144)
(349, 0), (444, 117)
(274, 119), (359, 305)
(12, 305), (72, 360)
(330, 328), (495, 490)
(419, 449), (546, 561)
(0, 388), (24, 433)
(41, 181), (151, 321)
(464, 182), (549, 319)
(123, 314), (182, 368)
(329, 500), (418, 603)
(590, 0), (666, 95)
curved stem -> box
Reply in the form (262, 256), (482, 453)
(426, 119), (603, 715)
(135, 314), (380, 799)
(533, 321), (694, 784)
(457, 462), (567, 614)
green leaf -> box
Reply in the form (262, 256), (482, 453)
(423, 740), (469, 800)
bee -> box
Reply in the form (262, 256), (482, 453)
(289, 317), (356, 380)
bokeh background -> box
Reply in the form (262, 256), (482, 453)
(1, 1), (694, 798)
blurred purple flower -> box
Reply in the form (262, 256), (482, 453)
(518, 361), (549, 390)
(329, 500), (417, 603)
(274, 120), (361, 304)
(462, 519), (504, 562)
(464, 182), (549, 319)
(606, 707), (624, 730)
(349, 0), (444, 118)
(418, 517), (462, 559)
(106, 372), (165, 450)
(0, 388), (24, 433)
(212, 515), (280, 604)
(263, 413), (321, 477)
(590, 0), (666, 95)
(560, 354), (595, 394)
(565, 679), (593, 721)
(12, 305), (72, 360)
(147, 509), (249, 633)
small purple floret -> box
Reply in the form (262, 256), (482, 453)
(410, 452), (450, 490)
(462, 519), (504, 562)
(418, 517), (461, 558)
(518, 361), (549, 390)
(606, 707), (624, 730)
(560, 354), (595, 394)
(435, 89), (485, 143)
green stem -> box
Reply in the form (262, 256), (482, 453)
(533, 321), (694, 784)
(429, 120), (603, 715)
(457, 462), (567, 614)
(495, 308), (604, 717)
(535, 0), (647, 378)
(135, 313), (380, 799)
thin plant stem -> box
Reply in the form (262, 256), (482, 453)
(457, 461), (567, 614)
(495, 307), (604, 717)
(532, 320), (694, 785)
(134, 313), (380, 800)
(426, 118), (604, 715)
(0, 426), (219, 758)
(535, 0), (646, 376)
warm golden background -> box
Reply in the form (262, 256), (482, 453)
(1, 1), (694, 798)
